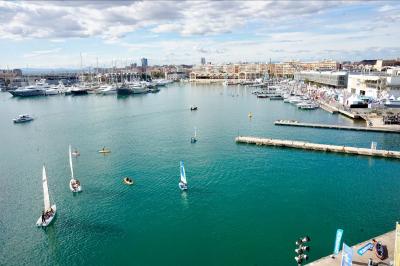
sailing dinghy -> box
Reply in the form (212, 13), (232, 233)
(36, 165), (57, 227)
(179, 161), (188, 191)
(191, 127), (197, 143)
(69, 145), (82, 192)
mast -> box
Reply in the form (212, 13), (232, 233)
(42, 165), (51, 211)
(69, 145), (74, 180)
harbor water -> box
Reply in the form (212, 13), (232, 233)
(1, 83), (400, 265)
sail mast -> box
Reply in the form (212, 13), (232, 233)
(69, 145), (74, 180)
(42, 165), (51, 211)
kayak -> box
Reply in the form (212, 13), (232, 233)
(98, 149), (111, 154)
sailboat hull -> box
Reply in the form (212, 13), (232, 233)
(69, 179), (82, 192)
(179, 182), (188, 191)
(36, 204), (57, 227)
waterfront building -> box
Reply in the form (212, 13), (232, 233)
(347, 68), (400, 99)
(294, 71), (348, 88)
(141, 58), (148, 68)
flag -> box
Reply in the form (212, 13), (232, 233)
(334, 229), (344, 255)
(341, 243), (353, 266)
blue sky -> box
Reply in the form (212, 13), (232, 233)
(0, 0), (399, 68)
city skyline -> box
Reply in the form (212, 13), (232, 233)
(0, 0), (399, 68)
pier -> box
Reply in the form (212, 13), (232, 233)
(235, 136), (400, 159)
(307, 230), (396, 266)
(274, 120), (400, 133)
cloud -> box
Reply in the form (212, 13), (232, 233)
(0, 0), (349, 41)
(23, 48), (62, 58)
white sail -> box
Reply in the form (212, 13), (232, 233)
(194, 127), (197, 138)
(42, 165), (51, 211)
(180, 161), (187, 184)
(69, 145), (74, 180)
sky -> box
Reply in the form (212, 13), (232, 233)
(0, 0), (399, 68)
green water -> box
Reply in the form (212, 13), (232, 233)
(1, 83), (399, 266)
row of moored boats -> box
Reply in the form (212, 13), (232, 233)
(8, 79), (174, 97)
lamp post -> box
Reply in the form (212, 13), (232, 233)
(294, 236), (311, 266)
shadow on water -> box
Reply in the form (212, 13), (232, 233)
(62, 217), (125, 237)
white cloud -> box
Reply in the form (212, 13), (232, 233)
(23, 48), (62, 58)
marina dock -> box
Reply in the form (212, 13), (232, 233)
(274, 120), (400, 133)
(235, 136), (400, 159)
(319, 102), (339, 114)
(307, 230), (395, 266)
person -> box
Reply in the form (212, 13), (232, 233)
(367, 258), (373, 266)
(41, 211), (45, 223)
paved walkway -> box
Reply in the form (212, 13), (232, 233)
(307, 230), (395, 266)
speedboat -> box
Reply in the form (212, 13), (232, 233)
(13, 114), (34, 123)
(36, 165), (57, 227)
(179, 161), (188, 191)
(190, 106), (198, 111)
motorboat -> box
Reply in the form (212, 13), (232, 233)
(97, 85), (117, 95)
(123, 177), (134, 185)
(269, 95), (284, 100)
(70, 85), (89, 95)
(384, 99), (400, 108)
(9, 85), (46, 97)
(179, 161), (188, 191)
(68, 145), (82, 193)
(296, 102), (319, 110)
(190, 106), (198, 111)
(117, 84), (132, 95)
(257, 94), (268, 98)
(13, 114), (34, 123)
(36, 165), (57, 227)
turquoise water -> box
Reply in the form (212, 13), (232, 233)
(1, 83), (400, 265)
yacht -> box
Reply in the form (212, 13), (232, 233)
(297, 102), (319, 110)
(70, 85), (89, 95)
(97, 85), (117, 95)
(131, 83), (148, 94)
(9, 85), (45, 97)
(384, 98), (400, 108)
(117, 84), (132, 95)
(13, 114), (34, 123)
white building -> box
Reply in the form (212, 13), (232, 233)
(347, 68), (400, 99)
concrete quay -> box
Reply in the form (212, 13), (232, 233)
(235, 136), (400, 159)
(274, 120), (400, 134)
(308, 230), (395, 266)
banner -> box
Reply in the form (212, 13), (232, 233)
(341, 243), (353, 266)
(357, 242), (373, 256)
(333, 229), (344, 255)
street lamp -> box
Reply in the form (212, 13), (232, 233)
(294, 236), (311, 266)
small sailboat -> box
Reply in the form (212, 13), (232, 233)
(123, 177), (134, 185)
(69, 145), (82, 193)
(191, 127), (197, 143)
(179, 161), (188, 191)
(98, 147), (111, 154)
(248, 112), (253, 118)
(36, 165), (57, 227)
(71, 149), (80, 157)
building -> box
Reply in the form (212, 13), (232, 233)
(201, 57), (206, 65)
(141, 58), (148, 72)
(294, 71), (348, 88)
(347, 68), (400, 99)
